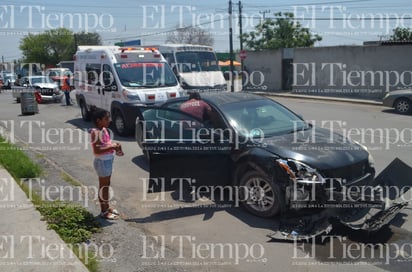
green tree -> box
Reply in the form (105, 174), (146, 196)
(242, 12), (322, 50)
(20, 28), (102, 66)
(390, 27), (412, 41)
(74, 31), (102, 46)
(165, 26), (214, 46)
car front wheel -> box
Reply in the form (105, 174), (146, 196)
(239, 171), (284, 218)
(394, 98), (411, 114)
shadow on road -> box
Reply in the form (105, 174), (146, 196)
(125, 188), (279, 232)
(381, 108), (412, 115)
(132, 155), (149, 172)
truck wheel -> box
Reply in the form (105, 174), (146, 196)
(113, 110), (131, 136)
(80, 101), (91, 121)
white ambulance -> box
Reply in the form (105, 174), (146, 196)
(74, 46), (183, 136)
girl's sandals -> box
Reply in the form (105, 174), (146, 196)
(100, 210), (119, 220)
(108, 207), (120, 216)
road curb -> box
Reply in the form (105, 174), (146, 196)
(251, 91), (383, 106)
(0, 167), (89, 272)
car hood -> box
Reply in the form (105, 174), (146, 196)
(180, 71), (226, 88)
(33, 83), (57, 89)
(260, 126), (369, 170)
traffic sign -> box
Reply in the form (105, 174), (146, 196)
(239, 50), (247, 60)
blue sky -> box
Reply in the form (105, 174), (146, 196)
(1, 0), (411, 62)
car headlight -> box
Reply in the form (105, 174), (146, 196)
(277, 159), (325, 184)
(368, 153), (375, 169)
(353, 140), (375, 169)
(122, 90), (141, 101)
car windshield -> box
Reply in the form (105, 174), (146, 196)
(5, 75), (16, 81)
(114, 62), (178, 88)
(48, 70), (68, 77)
(175, 52), (220, 72)
(220, 99), (309, 138)
(30, 77), (54, 84)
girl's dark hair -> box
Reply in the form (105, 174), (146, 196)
(92, 109), (109, 125)
(188, 92), (200, 100)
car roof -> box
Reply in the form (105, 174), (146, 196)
(46, 68), (69, 71)
(25, 76), (47, 78)
(194, 92), (266, 107)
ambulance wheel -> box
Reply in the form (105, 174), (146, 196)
(113, 110), (131, 136)
(80, 101), (91, 121)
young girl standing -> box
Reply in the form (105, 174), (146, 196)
(91, 109), (123, 220)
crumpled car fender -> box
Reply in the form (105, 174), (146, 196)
(268, 158), (412, 241)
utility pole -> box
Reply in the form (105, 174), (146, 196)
(229, 0), (234, 92)
(73, 34), (78, 52)
(259, 9), (271, 23)
(238, 1), (243, 73)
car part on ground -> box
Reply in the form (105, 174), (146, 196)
(268, 158), (412, 240)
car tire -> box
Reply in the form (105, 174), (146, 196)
(80, 101), (91, 121)
(394, 98), (411, 114)
(113, 110), (131, 136)
(239, 170), (284, 218)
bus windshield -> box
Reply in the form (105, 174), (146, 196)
(175, 52), (219, 73)
(114, 62), (178, 88)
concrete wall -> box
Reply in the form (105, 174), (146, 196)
(243, 50), (282, 91)
(244, 45), (412, 99)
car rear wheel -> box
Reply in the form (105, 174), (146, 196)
(394, 98), (411, 114)
(80, 101), (91, 121)
(239, 171), (284, 218)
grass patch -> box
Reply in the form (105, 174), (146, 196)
(0, 136), (100, 271)
(0, 137), (42, 179)
(37, 202), (101, 272)
(38, 203), (100, 244)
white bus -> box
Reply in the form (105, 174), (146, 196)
(156, 44), (227, 92)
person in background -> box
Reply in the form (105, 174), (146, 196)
(62, 74), (72, 106)
(14, 74), (21, 86)
(179, 92), (212, 121)
(91, 109), (123, 220)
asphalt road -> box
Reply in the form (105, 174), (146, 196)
(1, 91), (411, 272)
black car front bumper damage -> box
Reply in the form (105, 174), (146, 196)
(268, 158), (412, 241)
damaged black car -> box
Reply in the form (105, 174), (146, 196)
(136, 92), (412, 240)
